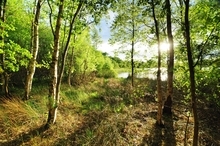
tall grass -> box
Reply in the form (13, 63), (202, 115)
(0, 98), (45, 141)
(0, 77), (155, 145)
(0, 77), (218, 145)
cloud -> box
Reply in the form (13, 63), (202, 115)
(96, 11), (160, 61)
(97, 41), (119, 56)
(97, 41), (154, 61)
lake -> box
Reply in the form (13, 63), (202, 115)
(118, 68), (167, 81)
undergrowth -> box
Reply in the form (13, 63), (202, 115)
(0, 78), (219, 146)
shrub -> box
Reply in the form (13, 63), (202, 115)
(97, 69), (117, 78)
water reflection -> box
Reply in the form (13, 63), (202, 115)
(118, 72), (130, 78)
(118, 68), (167, 81)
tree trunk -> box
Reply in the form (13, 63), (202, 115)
(56, 1), (82, 98)
(3, 72), (10, 97)
(131, 20), (134, 87)
(24, 0), (42, 100)
(67, 34), (76, 86)
(184, 0), (199, 145)
(0, 0), (9, 97)
(151, 0), (163, 126)
(131, 0), (135, 87)
(163, 0), (174, 114)
(46, 0), (64, 128)
(46, 0), (83, 128)
(67, 46), (74, 86)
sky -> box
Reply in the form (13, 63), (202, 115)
(96, 12), (169, 61)
(96, 18), (150, 60)
(96, 13), (117, 57)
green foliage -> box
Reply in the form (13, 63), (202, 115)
(85, 0), (117, 23)
(109, 0), (148, 61)
(38, 24), (53, 67)
(102, 58), (113, 70)
(174, 55), (220, 106)
(97, 69), (117, 78)
(96, 57), (117, 78)
(175, 0), (220, 65)
(70, 29), (116, 80)
(73, 30), (98, 73)
(90, 26), (102, 48)
(3, 41), (31, 72)
(196, 65), (220, 106)
(6, 0), (32, 49)
(97, 57), (116, 78)
(109, 56), (129, 68)
(0, 0), (32, 76)
(173, 0), (220, 106)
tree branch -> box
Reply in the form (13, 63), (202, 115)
(47, 0), (55, 36)
(193, 21), (220, 67)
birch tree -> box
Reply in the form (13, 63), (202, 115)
(150, 0), (163, 126)
(45, 0), (64, 128)
(163, 0), (174, 114)
(45, 0), (113, 127)
(56, 1), (83, 107)
(24, 0), (43, 100)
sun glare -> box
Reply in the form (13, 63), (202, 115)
(149, 41), (170, 57)
(160, 42), (170, 52)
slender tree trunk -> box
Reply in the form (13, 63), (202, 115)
(0, 0), (9, 97)
(67, 34), (76, 86)
(178, 0), (185, 38)
(24, 0), (42, 100)
(184, 0), (199, 145)
(131, 20), (134, 87)
(46, 0), (83, 128)
(67, 46), (74, 86)
(3, 72), (9, 97)
(151, 0), (163, 126)
(163, 0), (174, 114)
(56, 1), (82, 99)
(131, 0), (135, 87)
(46, 0), (64, 128)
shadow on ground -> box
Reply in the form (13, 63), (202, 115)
(139, 112), (176, 146)
(0, 124), (47, 146)
(54, 110), (110, 146)
(140, 123), (163, 146)
(163, 113), (176, 146)
(198, 102), (220, 145)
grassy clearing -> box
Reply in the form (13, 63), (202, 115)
(0, 78), (220, 146)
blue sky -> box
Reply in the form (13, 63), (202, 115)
(96, 12), (118, 57)
(96, 12), (169, 60)
(99, 19), (111, 42)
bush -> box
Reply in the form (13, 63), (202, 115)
(97, 69), (117, 78)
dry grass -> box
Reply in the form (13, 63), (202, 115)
(0, 98), (45, 143)
(0, 78), (219, 146)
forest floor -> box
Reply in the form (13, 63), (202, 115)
(0, 78), (220, 146)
